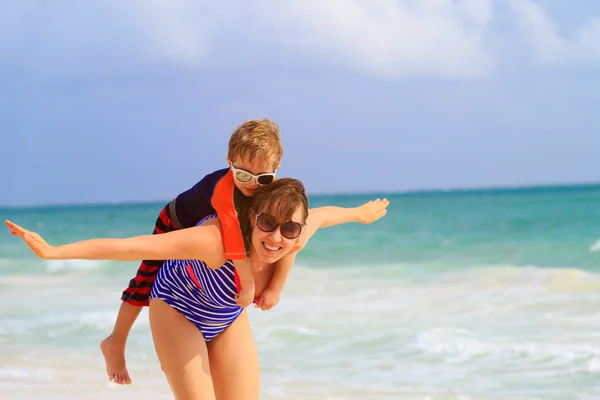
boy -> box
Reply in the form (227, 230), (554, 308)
(102, 118), (296, 385)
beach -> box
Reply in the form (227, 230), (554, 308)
(2, 186), (600, 399)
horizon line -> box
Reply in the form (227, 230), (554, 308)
(2, 180), (600, 210)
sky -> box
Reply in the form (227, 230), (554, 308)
(1, 0), (599, 206)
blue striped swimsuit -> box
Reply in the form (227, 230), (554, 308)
(149, 215), (244, 341)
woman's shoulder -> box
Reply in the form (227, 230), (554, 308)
(188, 216), (227, 269)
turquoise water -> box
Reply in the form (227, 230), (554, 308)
(1, 185), (600, 399)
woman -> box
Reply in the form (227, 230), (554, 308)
(6, 178), (389, 400)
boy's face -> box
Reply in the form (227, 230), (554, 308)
(228, 157), (278, 197)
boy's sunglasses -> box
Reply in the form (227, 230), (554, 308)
(255, 213), (303, 240)
(230, 164), (275, 186)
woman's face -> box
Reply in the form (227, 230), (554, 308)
(251, 205), (305, 264)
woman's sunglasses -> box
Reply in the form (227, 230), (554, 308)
(230, 164), (276, 186)
(255, 213), (303, 240)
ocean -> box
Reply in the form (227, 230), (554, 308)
(1, 185), (600, 400)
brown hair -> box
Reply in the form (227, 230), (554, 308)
(228, 118), (283, 169)
(251, 178), (309, 223)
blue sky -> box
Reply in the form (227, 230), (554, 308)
(1, 0), (599, 206)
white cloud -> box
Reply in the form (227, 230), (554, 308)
(510, 0), (600, 65)
(0, 0), (497, 79)
(456, 0), (494, 28)
(3, 0), (598, 80)
(253, 0), (494, 78)
(0, 0), (208, 75)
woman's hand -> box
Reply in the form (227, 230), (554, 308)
(353, 198), (389, 224)
(5, 220), (56, 259)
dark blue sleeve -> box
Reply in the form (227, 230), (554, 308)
(172, 168), (229, 228)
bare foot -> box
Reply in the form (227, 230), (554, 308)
(100, 335), (132, 385)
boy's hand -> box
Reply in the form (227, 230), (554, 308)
(236, 285), (255, 308)
(5, 220), (55, 259)
(255, 287), (281, 311)
(353, 198), (389, 224)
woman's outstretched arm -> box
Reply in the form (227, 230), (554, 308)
(295, 198), (389, 249)
(5, 219), (226, 267)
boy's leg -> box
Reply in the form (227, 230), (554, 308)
(100, 301), (142, 385)
(101, 204), (174, 385)
(101, 259), (162, 385)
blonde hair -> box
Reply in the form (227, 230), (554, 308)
(228, 119), (283, 169)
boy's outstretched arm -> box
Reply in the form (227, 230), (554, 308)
(5, 219), (226, 268)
